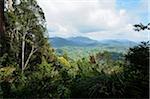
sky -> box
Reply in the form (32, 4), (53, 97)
(37, 0), (149, 41)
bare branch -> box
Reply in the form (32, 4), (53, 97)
(23, 45), (38, 70)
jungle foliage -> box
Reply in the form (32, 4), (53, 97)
(0, 0), (149, 98)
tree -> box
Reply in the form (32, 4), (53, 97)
(0, 0), (5, 34)
(3, 0), (47, 73)
(130, 23), (150, 74)
(133, 23), (150, 31)
(125, 41), (149, 75)
(0, 0), (5, 56)
(124, 41), (149, 98)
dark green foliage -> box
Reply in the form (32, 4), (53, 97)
(123, 41), (149, 98)
(0, 0), (149, 98)
(71, 73), (125, 98)
(70, 42), (149, 98)
(3, 0), (47, 68)
(123, 72), (149, 98)
(0, 41), (149, 98)
(125, 41), (149, 75)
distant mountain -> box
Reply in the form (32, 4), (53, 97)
(49, 36), (137, 48)
(49, 37), (75, 47)
(99, 39), (137, 47)
(49, 36), (98, 47)
(67, 36), (99, 46)
(68, 36), (98, 45)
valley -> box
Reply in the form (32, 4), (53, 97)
(49, 36), (137, 59)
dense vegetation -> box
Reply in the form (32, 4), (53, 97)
(55, 46), (126, 60)
(0, 0), (149, 98)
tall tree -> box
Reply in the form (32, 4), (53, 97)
(0, 0), (5, 56)
(3, 0), (48, 72)
(0, 0), (5, 33)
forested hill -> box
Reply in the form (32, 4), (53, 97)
(49, 36), (137, 48)
(0, 0), (149, 98)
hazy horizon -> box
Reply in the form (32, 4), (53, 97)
(49, 35), (146, 42)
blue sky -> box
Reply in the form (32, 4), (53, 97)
(37, 0), (149, 41)
(116, 0), (148, 24)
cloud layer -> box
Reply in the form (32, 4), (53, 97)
(37, 0), (149, 41)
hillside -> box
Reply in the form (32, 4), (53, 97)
(49, 37), (75, 47)
(49, 36), (137, 48)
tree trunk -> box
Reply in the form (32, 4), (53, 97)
(0, 0), (5, 56)
(21, 34), (26, 73)
(0, 0), (4, 33)
(23, 45), (37, 71)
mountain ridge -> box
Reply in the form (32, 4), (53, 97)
(49, 36), (137, 48)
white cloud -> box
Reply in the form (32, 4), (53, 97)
(37, 0), (148, 41)
(85, 30), (148, 41)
